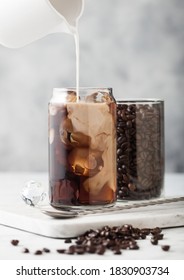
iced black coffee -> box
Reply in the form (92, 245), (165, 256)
(49, 88), (116, 208)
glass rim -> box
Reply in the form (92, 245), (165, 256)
(51, 87), (115, 103)
(53, 87), (113, 92)
(116, 98), (164, 104)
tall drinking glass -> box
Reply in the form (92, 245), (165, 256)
(49, 88), (117, 209)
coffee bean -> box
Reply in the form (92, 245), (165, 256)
(96, 246), (106, 255)
(154, 234), (164, 240)
(139, 233), (146, 240)
(140, 228), (150, 235)
(151, 227), (162, 235)
(65, 249), (75, 255)
(161, 245), (170, 251)
(64, 238), (72, 243)
(117, 101), (164, 200)
(121, 243), (129, 249)
(114, 249), (122, 255)
(11, 240), (19, 246)
(86, 246), (96, 254)
(75, 245), (85, 255)
(34, 250), (43, 255)
(43, 248), (50, 253)
(57, 249), (66, 254)
(22, 248), (29, 253)
(128, 183), (136, 191)
(151, 238), (158, 245)
(129, 244), (139, 250)
(131, 233), (139, 240)
(126, 120), (132, 128)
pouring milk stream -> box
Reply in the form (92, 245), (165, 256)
(0, 0), (84, 98)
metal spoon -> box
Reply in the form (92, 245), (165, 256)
(40, 206), (79, 218)
(40, 196), (184, 219)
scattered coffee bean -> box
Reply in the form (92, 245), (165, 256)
(161, 245), (170, 251)
(117, 101), (164, 200)
(150, 227), (162, 235)
(114, 249), (122, 255)
(154, 234), (164, 240)
(11, 239), (19, 246)
(139, 233), (146, 240)
(10, 225), (172, 256)
(66, 245), (76, 255)
(96, 246), (106, 255)
(34, 250), (43, 255)
(43, 248), (50, 253)
(75, 245), (85, 255)
(129, 244), (139, 250)
(22, 248), (29, 253)
(141, 228), (150, 235)
(131, 233), (139, 240)
(57, 249), (66, 254)
(151, 238), (158, 245)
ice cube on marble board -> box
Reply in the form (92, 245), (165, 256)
(21, 180), (46, 206)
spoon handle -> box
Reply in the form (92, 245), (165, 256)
(41, 196), (184, 218)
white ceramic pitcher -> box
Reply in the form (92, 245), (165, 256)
(0, 0), (84, 48)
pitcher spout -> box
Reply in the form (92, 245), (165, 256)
(0, 0), (84, 48)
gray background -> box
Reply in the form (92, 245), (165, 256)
(0, 0), (183, 172)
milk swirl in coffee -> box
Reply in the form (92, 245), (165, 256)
(49, 89), (117, 207)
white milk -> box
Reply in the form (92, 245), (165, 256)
(48, 0), (83, 100)
(74, 31), (80, 102)
(49, 0), (82, 101)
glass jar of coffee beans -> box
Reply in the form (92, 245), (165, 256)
(116, 99), (164, 200)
